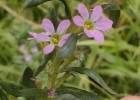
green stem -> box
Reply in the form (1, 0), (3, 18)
(55, 73), (71, 88)
(59, 56), (75, 70)
(50, 57), (62, 89)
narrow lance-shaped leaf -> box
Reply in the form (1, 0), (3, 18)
(55, 94), (81, 100)
(23, 0), (51, 8)
(61, 67), (117, 94)
(0, 80), (25, 97)
(33, 53), (53, 77)
(56, 87), (100, 100)
(50, 7), (58, 30)
(0, 81), (48, 98)
(21, 67), (36, 100)
(60, 0), (73, 20)
(102, 2), (120, 28)
(21, 67), (36, 88)
(109, 10), (120, 28)
(102, 2), (120, 10)
(0, 89), (9, 100)
(56, 34), (78, 58)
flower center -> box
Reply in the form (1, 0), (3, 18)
(51, 34), (60, 45)
(84, 20), (94, 30)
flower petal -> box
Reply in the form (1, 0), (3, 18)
(36, 33), (50, 42)
(58, 33), (71, 47)
(57, 20), (70, 34)
(19, 45), (26, 53)
(84, 28), (94, 37)
(73, 15), (84, 26)
(29, 31), (37, 37)
(84, 29), (104, 43)
(92, 30), (104, 43)
(77, 4), (89, 20)
(28, 31), (37, 40)
(24, 54), (32, 62)
(90, 5), (103, 21)
(95, 18), (113, 31)
(43, 44), (55, 54)
(42, 18), (55, 34)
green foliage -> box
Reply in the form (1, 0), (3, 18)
(61, 67), (117, 94)
(0, 89), (9, 100)
(102, 2), (120, 27)
(57, 34), (78, 58)
(21, 67), (36, 88)
(60, 0), (74, 20)
(23, 0), (51, 8)
(50, 7), (58, 30)
(0, 0), (140, 100)
(56, 87), (100, 100)
(33, 53), (54, 77)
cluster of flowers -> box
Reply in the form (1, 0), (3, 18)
(28, 3), (113, 54)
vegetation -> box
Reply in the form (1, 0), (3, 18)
(0, 0), (140, 100)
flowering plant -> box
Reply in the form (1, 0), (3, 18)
(0, 0), (120, 100)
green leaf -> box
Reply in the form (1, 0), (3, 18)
(19, 88), (48, 98)
(102, 2), (120, 10)
(61, 67), (117, 94)
(102, 2), (120, 28)
(0, 80), (25, 97)
(23, 0), (51, 8)
(50, 7), (58, 30)
(56, 87), (100, 100)
(0, 80), (48, 98)
(21, 67), (36, 88)
(109, 10), (120, 28)
(60, 0), (73, 20)
(21, 67), (36, 100)
(55, 94), (81, 100)
(33, 53), (53, 77)
(56, 34), (78, 58)
(0, 89), (9, 100)
(89, 0), (97, 4)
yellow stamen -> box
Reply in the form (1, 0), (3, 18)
(84, 20), (94, 30)
(51, 34), (60, 45)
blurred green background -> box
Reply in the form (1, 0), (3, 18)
(0, 0), (140, 100)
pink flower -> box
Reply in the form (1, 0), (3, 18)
(29, 18), (71, 54)
(24, 54), (32, 62)
(28, 31), (49, 42)
(48, 88), (55, 97)
(19, 45), (26, 53)
(73, 4), (113, 43)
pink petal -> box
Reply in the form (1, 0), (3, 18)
(58, 33), (71, 47)
(73, 15), (84, 26)
(95, 18), (113, 31)
(42, 18), (55, 34)
(27, 37), (35, 40)
(84, 29), (104, 43)
(19, 45), (26, 53)
(90, 5), (103, 22)
(84, 28), (94, 38)
(91, 30), (104, 43)
(36, 33), (50, 42)
(24, 54), (32, 62)
(31, 47), (38, 53)
(43, 44), (55, 54)
(77, 4), (89, 20)
(28, 31), (37, 40)
(29, 31), (37, 37)
(57, 20), (70, 34)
